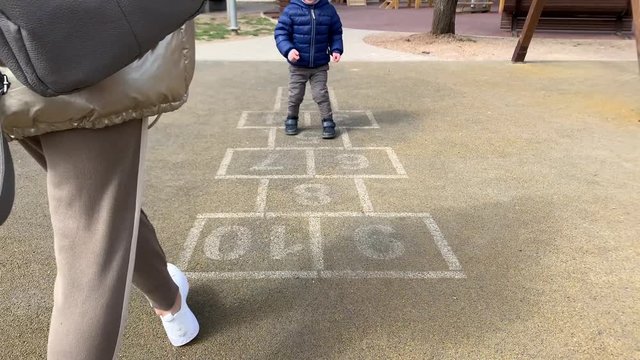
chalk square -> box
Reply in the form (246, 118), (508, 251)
(322, 217), (450, 272)
(309, 111), (377, 128)
(185, 217), (315, 272)
(221, 149), (307, 177)
(239, 111), (287, 128)
(275, 128), (346, 148)
(265, 179), (363, 213)
(314, 149), (403, 176)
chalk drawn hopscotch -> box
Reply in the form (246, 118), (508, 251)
(179, 87), (465, 279)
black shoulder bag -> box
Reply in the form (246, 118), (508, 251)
(0, 0), (205, 97)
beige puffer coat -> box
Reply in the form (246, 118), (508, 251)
(0, 21), (195, 139)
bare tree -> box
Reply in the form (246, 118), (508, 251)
(431, 0), (458, 35)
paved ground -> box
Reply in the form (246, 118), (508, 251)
(195, 27), (638, 62)
(195, 28), (428, 61)
(1, 61), (639, 359)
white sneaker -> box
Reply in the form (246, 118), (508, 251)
(161, 263), (200, 347)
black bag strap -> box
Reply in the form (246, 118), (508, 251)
(0, 71), (14, 225)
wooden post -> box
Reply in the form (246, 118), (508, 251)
(511, 0), (547, 63)
(632, 0), (640, 71)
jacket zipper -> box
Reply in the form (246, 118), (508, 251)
(310, 8), (316, 68)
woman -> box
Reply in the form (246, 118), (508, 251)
(0, 21), (200, 360)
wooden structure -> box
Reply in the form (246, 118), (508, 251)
(501, 0), (633, 34)
(512, 0), (640, 70)
(380, 0), (433, 9)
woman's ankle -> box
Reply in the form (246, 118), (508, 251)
(154, 292), (181, 317)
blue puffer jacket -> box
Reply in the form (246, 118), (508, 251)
(274, 0), (343, 68)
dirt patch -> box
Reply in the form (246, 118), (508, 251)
(364, 32), (637, 61)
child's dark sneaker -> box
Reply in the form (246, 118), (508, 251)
(322, 119), (336, 139)
(285, 117), (298, 135)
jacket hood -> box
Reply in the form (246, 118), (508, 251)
(291, 0), (330, 8)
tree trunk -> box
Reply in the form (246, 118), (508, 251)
(431, 0), (458, 35)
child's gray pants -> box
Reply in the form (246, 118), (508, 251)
(288, 64), (333, 120)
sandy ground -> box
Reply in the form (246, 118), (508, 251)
(364, 32), (638, 61)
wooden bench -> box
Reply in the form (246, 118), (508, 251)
(501, 0), (633, 34)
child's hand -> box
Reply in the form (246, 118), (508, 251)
(332, 52), (341, 62)
(288, 49), (300, 63)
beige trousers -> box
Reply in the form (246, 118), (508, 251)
(19, 119), (178, 360)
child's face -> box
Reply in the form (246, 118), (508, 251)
(303, 0), (317, 4)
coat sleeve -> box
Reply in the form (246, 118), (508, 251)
(274, 8), (295, 58)
(329, 9), (343, 54)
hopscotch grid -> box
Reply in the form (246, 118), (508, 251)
(309, 218), (324, 271)
(198, 213), (265, 219)
(237, 112), (249, 129)
(237, 111), (285, 129)
(267, 212), (363, 218)
(386, 148), (407, 175)
(216, 146), (407, 178)
(304, 112), (312, 127)
(317, 175), (408, 179)
(423, 215), (463, 271)
(320, 271), (466, 279)
(186, 271), (466, 280)
(238, 126), (381, 130)
(267, 112), (278, 127)
(267, 128), (277, 149)
(306, 149), (316, 176)
(366, 110), (380, 129)
(216, 175), (409, 180)
(180, 213), (465, 278)
(216, 149), (234, 176)
(192, 87), (464, 279)
(238, 109), (378, 129)
(255, 179), (270, 213)
(354, 178), (374, 213)
(231, 146), (396, 151)
(195, 212), (434, 218)
(217, 175), (314, 180)
(239, 110), (365, 114)
(328, 87), (339, 111)
(274, 87), (283, 111)
(187, 271), (318, 280)
(341, 127), (353, 149)
(177, 218), (208, 269)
